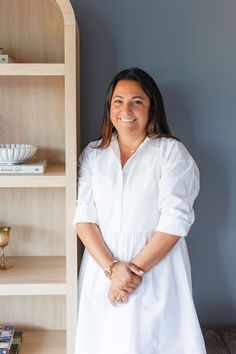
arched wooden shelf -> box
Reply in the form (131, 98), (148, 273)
(0, 1), (79, 353)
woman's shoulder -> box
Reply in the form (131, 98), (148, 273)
(83, 137), (102, 151)
(149, 136), (194, 162)
(79, 138), (102, 163)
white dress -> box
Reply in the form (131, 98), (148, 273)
(74, 132), (206, 354)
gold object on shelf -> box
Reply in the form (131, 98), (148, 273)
(0, 226), (11, 270)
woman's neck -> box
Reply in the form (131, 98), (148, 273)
(117, 133), (146, 153)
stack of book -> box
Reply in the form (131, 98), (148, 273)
(0, 159), (48, 174)
(0, 326), (23, 354)
(9, 332), (23, 354)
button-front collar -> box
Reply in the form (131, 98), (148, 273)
(110, 131), (150, 164)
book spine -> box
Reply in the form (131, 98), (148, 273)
(0, 165), (45, 174)
(0, 326), (15, 353)
(9, 331), (23, 354)
(9, 344), (21, 354)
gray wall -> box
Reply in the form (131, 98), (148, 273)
(71, 0), (236, 327)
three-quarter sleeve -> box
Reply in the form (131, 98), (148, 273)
(155, 140), (200, 237)
(74, 143), (98, 225)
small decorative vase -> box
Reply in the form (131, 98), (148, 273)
(0, 226), (11, 270)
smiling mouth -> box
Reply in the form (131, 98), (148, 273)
(119, 118), (136, 122)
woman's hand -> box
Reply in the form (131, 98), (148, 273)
(108, 261), (144, 305)
(108, 284), (129, 306)
(111, 261), (144, 291)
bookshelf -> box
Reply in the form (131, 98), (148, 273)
(21, 330), (66, 354)
(0, 256), (66, 295)
(0, 1), (79, 353)
(0, 164), (66, 187)
(0, 64), (65, 76)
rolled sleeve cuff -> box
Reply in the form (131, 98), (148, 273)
(73, 203), (98, 226)
(155, 214), (192, 237)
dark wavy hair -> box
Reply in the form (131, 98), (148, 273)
(94, 67), (179, 148)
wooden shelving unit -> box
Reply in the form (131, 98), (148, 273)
(0, 164), (66, 187)
(0, 1), (79, 353)
(0, 64), (65, 76)
(21, 330), (66, 354)
(0, 256), (66, 295)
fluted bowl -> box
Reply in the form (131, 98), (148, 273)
(0, 144), (38, 164)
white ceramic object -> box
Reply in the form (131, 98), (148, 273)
(0, 144), (38, 164)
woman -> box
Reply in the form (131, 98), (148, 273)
(74, 68), (206, 354)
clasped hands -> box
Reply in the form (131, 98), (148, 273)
(108, 261), (144, 306)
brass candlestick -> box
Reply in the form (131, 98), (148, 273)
(0, 226), (11, 270)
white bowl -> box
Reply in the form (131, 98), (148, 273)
(0, 144), (38, 164)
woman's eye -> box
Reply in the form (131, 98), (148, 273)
(114, 100), (122, 104)
(133, 100), (142, 105)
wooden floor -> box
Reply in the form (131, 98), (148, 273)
(203, 329), (236, 354)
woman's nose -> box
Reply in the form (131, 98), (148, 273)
(121, 101), (132, 114)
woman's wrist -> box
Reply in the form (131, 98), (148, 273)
(104, 259), (119, 279)
(127, 261), (145, 275)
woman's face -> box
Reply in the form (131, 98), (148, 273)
(110, 80), (150, 139)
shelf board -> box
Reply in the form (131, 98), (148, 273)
(0, 256), (66, 295)
(20, 330), (66, 354)
(0, 63), (65, 76)
(0, 163), (66, 187)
